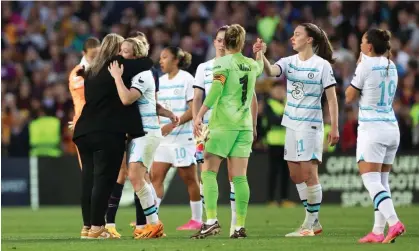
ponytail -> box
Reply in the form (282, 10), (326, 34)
(317, 28), (335, 64)
(301, 23), (336, 64)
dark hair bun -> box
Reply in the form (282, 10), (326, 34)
(381, 30), (391, 42)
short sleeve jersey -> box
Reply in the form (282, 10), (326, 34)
(193, 59), (215, 124)
(275, 54), (336, 132)
(351, 55), (398, 131)
(131, 70), (161, 136)
(158, 70), (194, 145)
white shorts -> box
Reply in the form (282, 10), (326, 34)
(128, 134), (162, 170)
(154, 144), (196, 167)
(284, 127), (323, 162)
(356, 129), (400, 164)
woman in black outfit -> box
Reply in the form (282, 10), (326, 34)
(73, 33), (153, 239)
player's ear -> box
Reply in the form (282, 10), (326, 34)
(306, 36), (313, 45)
(82, 50), (86, 56)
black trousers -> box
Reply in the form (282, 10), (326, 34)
(74, 132), (126, 226)
(267, 145), (290, 202)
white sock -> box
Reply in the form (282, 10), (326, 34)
(136, 225), (146, 229)
(230, 182), (237, 228)
(381, 172), (391, 196)
(190, 200), (203, 222)
(156, 197), (162, 209)
(136, 183), (159, 224)
(105, 223), (115, 228)
(373, 209), (386, 234)
(206, 219), (217, 225)
(200, 182), (205, 205)
(304, 184), (322, 228)
(150, 183), (158, 203)
(372, 172), (391, 234)
(296, 182), (309, 224)
(361, 172), (399, 227)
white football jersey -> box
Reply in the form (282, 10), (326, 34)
(276, 54), (336, 132)
(158, 70), (195, 145)
(351, 54), (398, 131)
(193, 59), (214, 123)
(131, 70), (162, 136)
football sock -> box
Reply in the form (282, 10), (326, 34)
(233, 176), (250, 229)
(362, 172), (399, 227)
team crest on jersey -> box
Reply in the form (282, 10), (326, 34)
(291, 82), (305, 100)
(174, 89), (181, 95)
(308, 72), (314, 79)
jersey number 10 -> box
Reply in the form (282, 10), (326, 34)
(377, 80), (396, 107)
(239, 75), (249, 106)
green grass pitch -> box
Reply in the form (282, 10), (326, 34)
(2, 205), (418, 251)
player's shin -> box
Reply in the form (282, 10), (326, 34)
(372, 172), (390, 234)
(230, 181), (237, 227)
(134, 193), (147, 227)
(361, 172), (399, 226)
(201, 171), (218, 224)
(305, 184), (322, 228)
(296, 182), (309, 223)
(136, 183), (159, 224)
(233, 176), (249, 230)
(106, 182), (124, 226)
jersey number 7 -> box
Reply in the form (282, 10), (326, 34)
(239, 75), (249, 106)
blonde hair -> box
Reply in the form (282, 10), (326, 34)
(123, 38), (148, 58)
(224, 24), (246, 51)
(87, 33), (124, 76)
(129, 31), (150, 56)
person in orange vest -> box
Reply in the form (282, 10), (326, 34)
(68, 37), (101, 168)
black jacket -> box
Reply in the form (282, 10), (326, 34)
(73, 56), (153, 140)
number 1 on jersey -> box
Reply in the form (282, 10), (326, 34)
(239, 75), (249, 106)
(297, 139), (305, 153)
(377, 80), (396, 106)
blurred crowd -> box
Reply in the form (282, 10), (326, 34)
(2, 1), (419, 157)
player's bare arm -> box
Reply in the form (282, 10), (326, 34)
(179, 100), (194, 125)
(108, 61), (142, 105)
(192, 88), (204, 121)
(325, 86), (340, 146)
(345, 85), (361, 104)
(253, 40), (281, 77)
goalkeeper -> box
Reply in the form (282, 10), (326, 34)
(191, 24), (263, 239)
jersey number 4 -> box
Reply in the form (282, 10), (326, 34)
(377, 80), (396, 106)
(239, 75), (249, 106)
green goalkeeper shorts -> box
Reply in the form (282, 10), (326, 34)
(205, 130), (253, 158)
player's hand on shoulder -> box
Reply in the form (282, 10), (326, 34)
(108, 61), (124, 79)
(161, 123), (174, 136)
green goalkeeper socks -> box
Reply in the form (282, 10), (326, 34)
(201, 171), (218, 220)
(233, 176), (250, 227)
